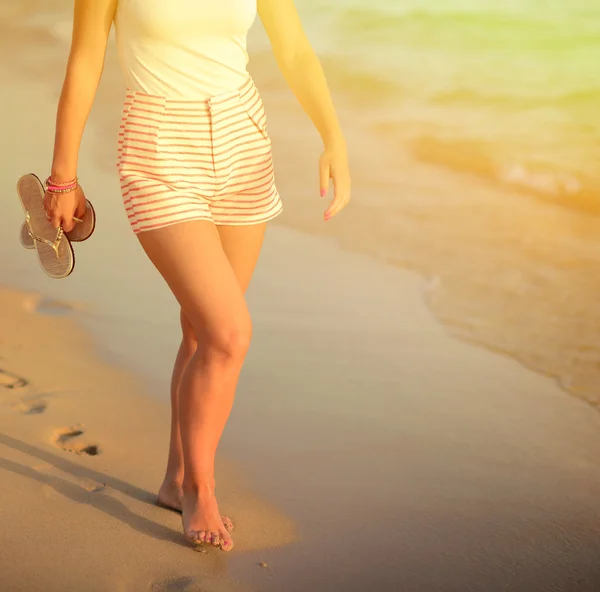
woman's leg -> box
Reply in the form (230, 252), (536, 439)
(158, 225), (266, 511)
(138, 220), (266, 550)
(156, 309), (198, 510)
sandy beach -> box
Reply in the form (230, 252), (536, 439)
(4, 238), (600, 591)
(3, 2), (600, 591)
(0, 288), (296, 592)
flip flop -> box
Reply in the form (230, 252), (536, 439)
(19, 174), (95, 249)
(17, 173), (75, 279)
(66, 199), (96, 242)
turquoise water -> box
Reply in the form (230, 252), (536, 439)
(297, 0), (600, 207)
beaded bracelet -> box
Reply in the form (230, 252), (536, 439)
(46, 185), (78, 194)
(46, 184), (78, 194)
(45, 175), (78, 187)
(45, 176), (78, 194)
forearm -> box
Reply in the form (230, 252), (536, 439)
(277, 49), (345, 151)
(51, 56), (104, 182)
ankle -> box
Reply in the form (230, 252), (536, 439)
(161, 474), (183, 489)
(182, 480), (215, 496)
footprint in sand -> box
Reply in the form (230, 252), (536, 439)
(55, 426), (100, 456)
(19, 399), (48, 415)
(0, 368), (28, 390)
(31, 463), (108, 497)
(151, 577), (199, 592)
(0, 367), (51, 415)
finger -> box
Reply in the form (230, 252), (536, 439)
(325, 193), (350, 220)
(74, 199), (86, 220)
(61, 210), (76, 233)
(324, 199), (343, 221)
(50, 213), (62, 229)
(324, 184), (350, 220)
(319, 162), (330, 198)
(43, 191), (52, 208)
(325, 170), (339, 211)
(330, 191), (350, 215)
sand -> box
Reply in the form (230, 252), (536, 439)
(3, 4), (600, 592)
(4, 244), (600, 591)
(0, 287), (295, 592)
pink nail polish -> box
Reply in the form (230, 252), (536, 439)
(320, 189), (326, 197)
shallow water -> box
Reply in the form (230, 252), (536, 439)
(284, 0), (600, 403)
(297, 0), (600, 202)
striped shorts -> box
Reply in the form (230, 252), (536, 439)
(116, 76), (282, 233)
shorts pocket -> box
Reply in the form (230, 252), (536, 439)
(243, 93), (271, 143)
(116, 97), (134, 168)
(117, 93), (165, 178)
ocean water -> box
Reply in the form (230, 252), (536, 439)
(290, 1), (600, 402)
(297, 0), (600, 205)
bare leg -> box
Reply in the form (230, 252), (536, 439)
(139, 221), (266, 551)
(157, 225), (266, 514)
(156, 310), (198, 511)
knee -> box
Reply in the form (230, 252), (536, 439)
(205, 319), (252, 364)
(180, 310), (198, 350)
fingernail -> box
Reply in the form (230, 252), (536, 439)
(320, 189), (326, 197)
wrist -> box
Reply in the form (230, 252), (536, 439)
(50, 172), (77, 184)
(50, 162), (77, 184)
(322, 132), (346, 152)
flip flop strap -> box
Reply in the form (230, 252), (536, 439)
(24, 212), (64, 259)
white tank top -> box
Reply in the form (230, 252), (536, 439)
(114, 0), (257, 99)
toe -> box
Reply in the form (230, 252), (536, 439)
(212, 533), (221, 547)
(186, 530), (201, 544)
(222, 516), (234, 531)
(220, 535), (234, 552)
(199, 530), (208, 544)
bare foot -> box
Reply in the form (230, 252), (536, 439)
(182, 484), (234, 552)
(158, 480), (234, 531)
(157, 480), (183, 512)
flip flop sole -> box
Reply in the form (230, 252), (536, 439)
(19, 198), (95, 248)
(17, 173), (75, 279)
(20, 222), (34, 249)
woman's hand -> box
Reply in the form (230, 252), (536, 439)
(320, 143), (351, 222)
(44, 184), (87, 232)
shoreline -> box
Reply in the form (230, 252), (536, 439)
(4, 240), (600, 590)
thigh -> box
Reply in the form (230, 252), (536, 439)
(137, 220), (249, 340)
(175, 222), (267, 341)
(216, 223), (267, 293)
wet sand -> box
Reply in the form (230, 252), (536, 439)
(3, 240), (600, 590)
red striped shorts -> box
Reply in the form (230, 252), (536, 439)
(116, 76), (282, 233)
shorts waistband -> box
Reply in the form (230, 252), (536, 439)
(124, 75), (257, 114)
